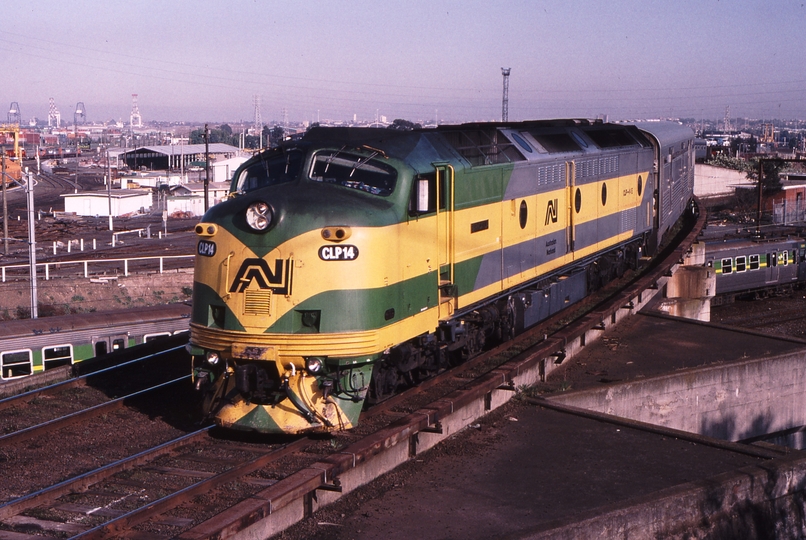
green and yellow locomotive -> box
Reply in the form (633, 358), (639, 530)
(189, 120), (694, 434)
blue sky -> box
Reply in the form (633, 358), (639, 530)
(2, 0), (805, 124)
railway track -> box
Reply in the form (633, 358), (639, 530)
(0, 208), (705, 538)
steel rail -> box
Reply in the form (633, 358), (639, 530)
(0, 427), (213, 521)
(70, 437), (311, 540)
(0, 375), (188, 445)
(0, 344), (186, 412)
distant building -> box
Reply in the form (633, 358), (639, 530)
(166, 182), (230, 217)
(61, 190), (153, 217)
(120, 144), (241, 172)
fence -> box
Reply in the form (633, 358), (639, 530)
(0, 255), (195, 282)
(772, 200), (806, 225)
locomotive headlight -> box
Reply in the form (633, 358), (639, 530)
(245, 201), (272, 231)
(305, 357), (324, 375)
(206, 351), (220, 366)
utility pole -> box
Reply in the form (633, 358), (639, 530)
(25, 168), (37, 319)
(203, 124), (210, 212)
(501, 68), (511, 122)
(107, 149), (113, 231)
(1, 153), (7, 255)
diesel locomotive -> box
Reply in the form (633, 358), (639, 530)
(189, 119), (695, 434)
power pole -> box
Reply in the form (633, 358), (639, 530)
(25, 168), (37, 319)
(501, 68), (511, 122)
(1, 153), (7, 255)
(203, 124), (210, 212)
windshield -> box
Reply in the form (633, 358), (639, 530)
(309, 150), (397, 196)
(234, 148), (304, 193)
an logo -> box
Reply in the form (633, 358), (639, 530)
(545, 198), (559, 225)
(318, 245), (359, 261)
(197, 240), (216, 257)
(230, 258), (292, 294)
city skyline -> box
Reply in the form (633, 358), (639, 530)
(2, 0), (805, 124)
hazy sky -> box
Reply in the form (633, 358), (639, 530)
(2, 0), (805, 124)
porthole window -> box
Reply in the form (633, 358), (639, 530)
(574, 188), (582, 213)
(601, 183), (607, 206)
(519, 200), (528, 229)
(637, 175), (643, 197)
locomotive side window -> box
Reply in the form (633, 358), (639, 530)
(409, 172), (444, 215)
(734, 256), (746, 273)
(749, 254), (760, 270)
(43, 344), (73, 370)
(235, 149), (303, 193)
(310, 150), (397, 196)
(1, 349), (32, 379)
(721, 258), (733, 274)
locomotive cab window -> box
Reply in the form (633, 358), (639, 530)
(734, 256), (746, 273)
(409, 172), (446, 215)
(43, 344), (73, 370)
(309, 150), (397, 196)
(721, 258), (733, 274)
(235, 148), (303, 193)
(1, 349), (32, 380)
(749, 254), (760, 270)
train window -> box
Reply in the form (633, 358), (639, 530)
(721, 258), (733, 274)
(574, 188), (582, 213)
(735, 256), (746, 272)
(749, 254), (760, 270)
(409, 172), (445, 216)
(95, 341), (107, 356)
(1, 349), (32, 379)
(780, 251), (789, 266)
(43, 344), (73, 370)
(601, 183), (607, 206)
(235, 148), (304, 193)
(112, 338), (126, 351)
(144, 332), (171, 343)
(310, 150), (397, 196)
(770, 252), (778, 267)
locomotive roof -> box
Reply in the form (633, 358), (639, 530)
(301, 120), (661, 169)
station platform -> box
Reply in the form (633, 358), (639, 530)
(284, 310), (806, 539)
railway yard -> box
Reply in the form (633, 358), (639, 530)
(3, 158), (806, 536)
(7, 205), (806, 538)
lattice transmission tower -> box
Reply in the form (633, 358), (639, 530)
(501, 68), (511, 122)
(48, 97), (61, 127)
(8, 102), (21, 124)
(130, 94), (142, 128)
(74, 102), (86, 125)
(253, 95), (262, 132)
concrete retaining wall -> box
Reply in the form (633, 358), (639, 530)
(547, 350), (806, 442)
(534, 452), (806, 539)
